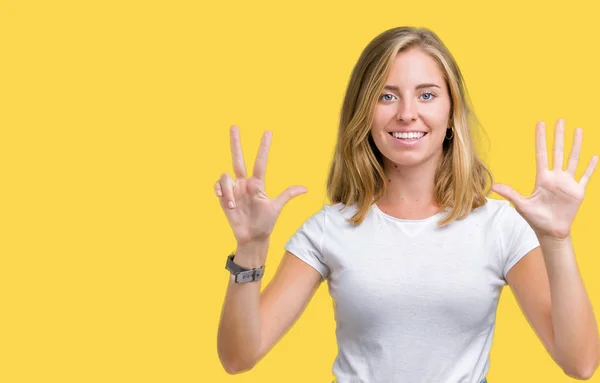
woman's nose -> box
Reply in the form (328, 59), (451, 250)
(396, 98), (417, 122)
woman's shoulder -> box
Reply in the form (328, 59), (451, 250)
(471, 196), (512, 216)
(308, 201), (371, 231)
(327, 201), (358, 215)
(466, 197), (522, 228)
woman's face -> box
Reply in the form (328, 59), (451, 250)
(371, 48), (452, 169)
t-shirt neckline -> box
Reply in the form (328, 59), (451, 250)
(372, 202), (445, 224)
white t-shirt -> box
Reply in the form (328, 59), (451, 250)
(284, 197), (540, 383)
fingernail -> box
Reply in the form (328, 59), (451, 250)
(216, 189), (222, 197)
(228, 201), (235, 209)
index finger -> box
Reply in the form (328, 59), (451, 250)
(230, 125), (248, 179)
(536, 121), (548, 173)
(253, 130), (272, 182)
(553, 118), (565, 170)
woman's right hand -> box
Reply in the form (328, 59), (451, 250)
(215, 125), (308, 246)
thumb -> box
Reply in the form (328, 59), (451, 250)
(273, 186), (308, 211)
(491, 183), (522, 206)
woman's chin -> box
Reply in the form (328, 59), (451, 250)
(387, 151), (441, 169)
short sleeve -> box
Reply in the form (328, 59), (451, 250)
(498, 201), (540, 281)
(284, 205), (331, 280)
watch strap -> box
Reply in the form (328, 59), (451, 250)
(234, 268), (265, 283)
(226, 253), (250, 273)
(225, 253), (265, 283)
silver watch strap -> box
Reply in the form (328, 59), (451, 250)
(234, 268), (265, 283)
(226, 253), (265, 283)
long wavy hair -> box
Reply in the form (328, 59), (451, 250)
(326, 26), (493, 227)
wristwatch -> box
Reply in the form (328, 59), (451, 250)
(225, 252), (265, 283)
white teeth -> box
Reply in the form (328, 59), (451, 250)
(392, 132), (425, 139)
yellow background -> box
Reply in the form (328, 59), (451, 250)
(1, 0), (599, 382)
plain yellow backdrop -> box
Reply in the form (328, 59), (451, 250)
(1, 0), (599, 382)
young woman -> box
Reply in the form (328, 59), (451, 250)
(215, 26), (599, 382)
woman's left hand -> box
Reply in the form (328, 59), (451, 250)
(491, 119), (598, 240)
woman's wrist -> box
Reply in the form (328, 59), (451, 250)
(234, 238), (270, 269)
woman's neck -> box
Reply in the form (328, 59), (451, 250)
(378, 158), (441, 219)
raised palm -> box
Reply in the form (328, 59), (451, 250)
(492, 119), (598, 239)
(215, 125), (308, 245)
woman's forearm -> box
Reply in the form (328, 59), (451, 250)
(217, 239), (269, 374)
(540, 234), (600, 378)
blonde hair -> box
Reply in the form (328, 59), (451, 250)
(326, 26), (493, 227)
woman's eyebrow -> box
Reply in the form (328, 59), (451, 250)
(383, 83), (441, 91)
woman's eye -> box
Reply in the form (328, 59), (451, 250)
(380, 92), (435, 101)
(420, 92), (435, 101)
